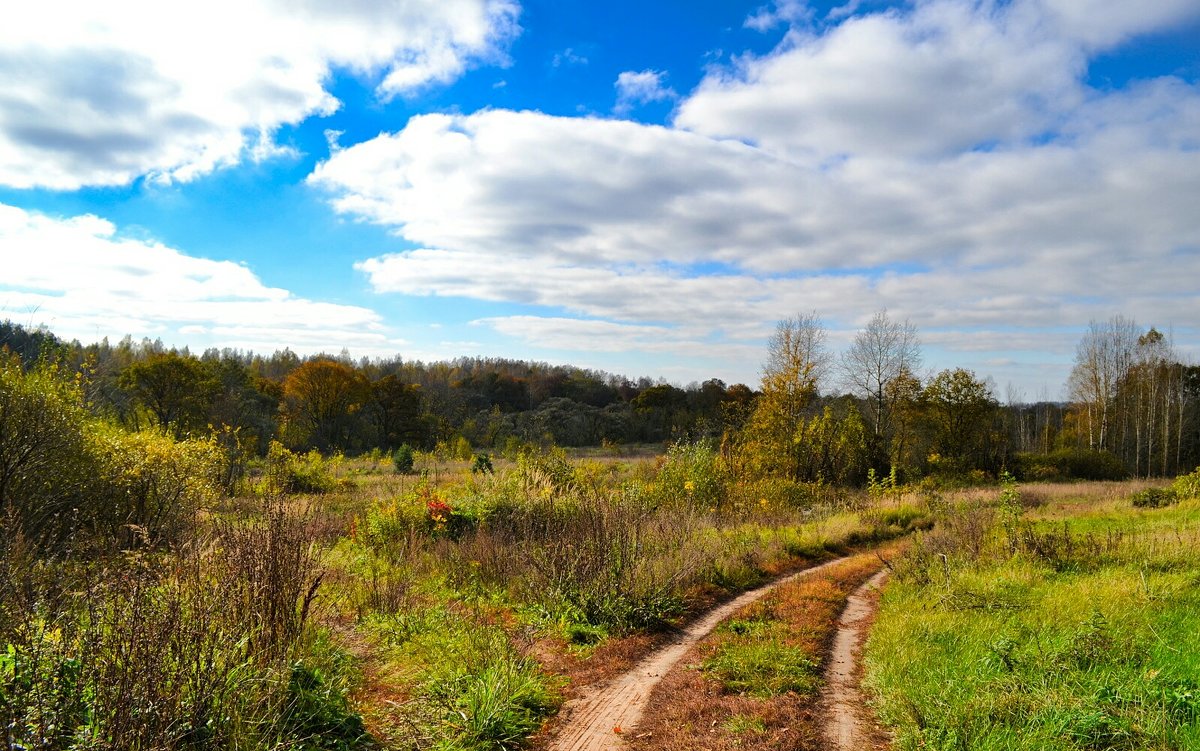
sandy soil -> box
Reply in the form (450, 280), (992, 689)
(821, 568), (891, 751)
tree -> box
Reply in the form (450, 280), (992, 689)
(922, 368), (1001, 471)
(281, 359), (369, 451)
(119, 352), (218, 438)
(369, 375), (428, 450)
(1068, 317), (1138, 452)
(632, 384), (688, 441)
(840, 310), (921, 466)
(740, 314), (829, 479)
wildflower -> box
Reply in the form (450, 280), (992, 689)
(684, 480), (696, 492)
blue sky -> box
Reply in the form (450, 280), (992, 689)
(1, 0), (1198, 399)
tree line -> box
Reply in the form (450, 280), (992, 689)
(3, 314), (1197, 482)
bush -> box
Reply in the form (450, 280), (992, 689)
(0, 357), (93, 548)
(471, 452), (495, 475)
(88, 425), (225, 547)
(392, 444), (415, 474)
(264, 441), (343, 495)
(1014, 449), (1129, 482)
(0, 358), (225, 551)
(1132, 487), (1179, 509)
(1172, 467), (1200, 500)
(653, 440), (727, 509)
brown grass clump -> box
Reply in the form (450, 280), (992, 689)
(626, 550), (896, 751)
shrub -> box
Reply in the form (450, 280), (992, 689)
(265, 441), (342, 495)
(1132, 487), (1179, 509)
(1014, 449), (1128, 482)
(1172, 467), (1200, 500)
(653, 440), (727, 509)
(0, 357), (93, 548)
(423, 488), (477, 541)
(0, 358), (226, 551)
(471, 452), (495, 475)
(87, 425), (225, 548)
(392, 444), (415, 474)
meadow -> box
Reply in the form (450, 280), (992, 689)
(866, 473), (1200, 751)
(0, 434), (926, 751)
(4, 321), (1199, 751)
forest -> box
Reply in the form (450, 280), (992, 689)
(3, 313), (1197, 484)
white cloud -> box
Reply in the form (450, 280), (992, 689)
(614, 70), (677, 113)
(0, 0), (519, 189)
(552, 48), (589, 67)
(745, 0), (812, 32)
(679, 0), (1086, 161)
(0, 203), (401, 356)
(308, 0), (1200, 394)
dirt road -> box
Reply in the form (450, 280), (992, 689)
(544, 556), (849, 751)
(822, 568), (890, 751)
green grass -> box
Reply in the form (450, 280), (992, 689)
(703, 639), (820, 698)
(866, 489), (1200, 750)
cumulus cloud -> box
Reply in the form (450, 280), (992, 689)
(0, 0), (519, 189)
(308, 0), (1199, 392)
(0, 203), (401, 355)
(614, 70), (678, 113)
(677, 0), (1200, 162)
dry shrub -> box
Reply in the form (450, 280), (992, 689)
(0, 496), (328, 750)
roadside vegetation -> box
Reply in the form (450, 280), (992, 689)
(867, 472), (1200, 750)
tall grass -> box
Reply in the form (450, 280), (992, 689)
(0, 497), (365, 750)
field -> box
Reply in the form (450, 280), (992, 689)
(0, 441), (927, 750)
(866, 478), (1200, 750)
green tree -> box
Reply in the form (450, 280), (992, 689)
(369, 375), (428, 450)
(119, 352), (218, 438)
(922, 368), (1001, 472)
(740, 314), (828, 480)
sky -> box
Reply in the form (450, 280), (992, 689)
(1, 0), (1198, 400)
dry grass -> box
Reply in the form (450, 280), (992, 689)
(626, 548), (900, 751)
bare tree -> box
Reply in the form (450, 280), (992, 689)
(764, 312), (830, 396)
(1067, 316), (1138, 452)
(839, 310), (922, 445)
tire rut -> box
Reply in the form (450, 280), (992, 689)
(545, 556), (849, 751)
(822, 568), (890, 751)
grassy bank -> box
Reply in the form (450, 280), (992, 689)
(866, 478), (1200, 751)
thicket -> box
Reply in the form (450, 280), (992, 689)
(0, 356), (223, 551)
(0, 356), (363, 749)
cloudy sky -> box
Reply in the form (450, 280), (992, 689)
(1, 0), (1197, 398)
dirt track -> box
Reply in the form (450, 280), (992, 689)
(822, 568), (890, 751)
(544, 556), (849, 751)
